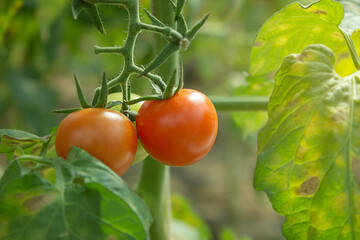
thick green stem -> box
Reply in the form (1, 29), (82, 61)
(209, 96), (269, 112)
(136, 157), (170, 240)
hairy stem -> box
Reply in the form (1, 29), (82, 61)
(91, 0), (167, 97)
(140, 22), (183, 42)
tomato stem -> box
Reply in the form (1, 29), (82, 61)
(209, 96), (269, 112)
(136, 157), (171, 240)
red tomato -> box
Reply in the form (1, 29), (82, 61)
(136, 89), (218, 166)
(55, 108), (137, 175)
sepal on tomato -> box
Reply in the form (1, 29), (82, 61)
(162, 69), (178, 100)
(162, 60), (183, 99)
(93, 72), (108, 108)
(74, 74), (91, 109)
(53, 73), (110, 114)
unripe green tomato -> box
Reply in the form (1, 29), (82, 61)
(107, 93), (148, 165)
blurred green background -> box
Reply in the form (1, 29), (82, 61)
(0, 0), (315, 239)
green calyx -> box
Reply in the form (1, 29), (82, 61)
(53, 73), (110, 114)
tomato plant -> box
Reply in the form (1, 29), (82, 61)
(55, 108), (137, 175)
(136, 89), (218, 166)
(3, 0), (360, 239)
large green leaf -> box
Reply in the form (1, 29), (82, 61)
(0, 148), (152, 240)
(254, 44), (360, 239)
(250, 0), (358, 77)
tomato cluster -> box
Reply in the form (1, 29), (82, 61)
(55, 89), (218, 175)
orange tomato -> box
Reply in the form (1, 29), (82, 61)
(55, 108), (137, 175)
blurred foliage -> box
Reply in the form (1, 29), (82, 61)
(171, 194), (211, 240)
(219, 227), (252, 240)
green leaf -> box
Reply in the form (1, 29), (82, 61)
(0, 148), (152, 240)
(141, 42), (180, 77)
(250, 0), (357, 77)
(0, 129), (46, 153)
(186, 13), (209, 42)
(71, 0), (106, 34)
(255, 44), (360, 239)
(0, 160), (22, 192)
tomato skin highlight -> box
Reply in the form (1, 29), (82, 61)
(136, 89), (218, 166)
(55, 108), (137, 175)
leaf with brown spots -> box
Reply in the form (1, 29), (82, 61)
(255, 44), (360, 239)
